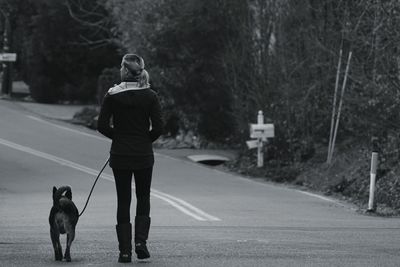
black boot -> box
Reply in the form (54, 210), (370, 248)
(116, 223), (132, 263)
(134, 216), (151, 260)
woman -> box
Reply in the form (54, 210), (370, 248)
(97, 54), (163, 262)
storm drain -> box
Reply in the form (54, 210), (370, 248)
(187, 154), (230, 166)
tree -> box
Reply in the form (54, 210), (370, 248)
(107, 0), (237, 141)
(1, 0), (120, 103)
(107, 0), (400, 161)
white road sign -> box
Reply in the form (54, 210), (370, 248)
(0, 53), (17, 62)
(250, 123), (275, 139)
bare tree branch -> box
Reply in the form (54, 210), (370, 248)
(64, 0), (115, 47)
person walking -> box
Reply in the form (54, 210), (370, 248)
(97, 54), (163, 262)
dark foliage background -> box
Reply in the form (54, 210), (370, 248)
(1, 0), (120, 103)
(1, 0), (400, 211)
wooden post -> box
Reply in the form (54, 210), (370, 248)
(248, 110), (274, 168)
(257, 110), (264, 124)
(1, 13), (12, 96)
(257, 138), (263, 167)
(257, 110), (264, 167)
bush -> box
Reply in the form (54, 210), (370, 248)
(96, 68), (120, 104)
(29, 77), (59, 104)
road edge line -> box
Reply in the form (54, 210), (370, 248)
(0, 137), (216, 221)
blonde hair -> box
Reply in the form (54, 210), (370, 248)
(121, 54), (150, 87)
(137, 69), (150, 88)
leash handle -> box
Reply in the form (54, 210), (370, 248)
(79, 158), (110, 217)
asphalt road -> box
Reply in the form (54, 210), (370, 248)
(1, 100), (400, 267)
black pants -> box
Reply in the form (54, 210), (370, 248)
(112, 167), (153, 224)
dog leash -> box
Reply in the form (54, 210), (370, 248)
(79, 157), (110, 217)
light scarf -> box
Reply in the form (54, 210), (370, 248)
(108, 82), (150, 95)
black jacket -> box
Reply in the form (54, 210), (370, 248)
(98, 82), (163, 162)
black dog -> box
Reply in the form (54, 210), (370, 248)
(49, 186), (79, 262)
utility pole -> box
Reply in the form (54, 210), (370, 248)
(1, 10), (12, 96)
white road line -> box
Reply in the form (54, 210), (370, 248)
(27, 115), (109, 142)
(25, 115), (343, 214)
(26, 116), (222, 220)
(26, 115), (339, 209)
(158, 150), (343, 206)
(0, 136), (220, 221)
(151, 189), (221, 221)
(26, 116), (218, 220)
(297, 190), (340, 204)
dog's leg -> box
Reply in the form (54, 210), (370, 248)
(64, 227), (75, 262)
(50, 228), (63, 261)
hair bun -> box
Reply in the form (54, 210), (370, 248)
(122, 54), (145, 76)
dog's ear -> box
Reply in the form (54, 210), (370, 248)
(65, 189), (72, 200)
(52, 186), (58, 203)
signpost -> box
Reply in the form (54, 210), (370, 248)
(0, 53), (16, 96)
(246, 110), (274, 167)
(1, 14), (15, 96)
